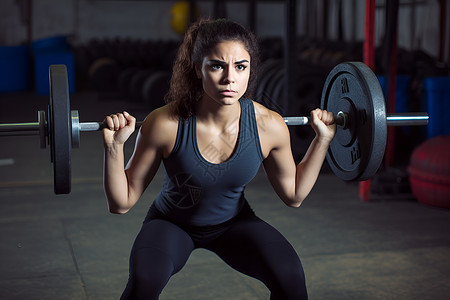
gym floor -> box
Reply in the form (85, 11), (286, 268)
(1, 91), (450, 300)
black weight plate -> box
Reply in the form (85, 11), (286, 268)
(88, 57), (120, 92)
(321, 62), (387, 181)
(264, 68), (285, 114)
(118, 67), (141, 97)
(271, 72), (285, 109)
(49, 65), (72, 194)
(256, 59), (281, 107)
(259, 65), (282, 111)
(129, 69), (155, 101)
(141, 71), (171, 110)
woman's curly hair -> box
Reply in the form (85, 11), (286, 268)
(164, 18), (260, 120)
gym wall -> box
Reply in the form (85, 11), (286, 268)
(0, 0), (447, 61)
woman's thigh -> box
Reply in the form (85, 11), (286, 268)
(206, 215), (308, 300)
(122, 219), (195, 299)
(131, 219), (195, 272)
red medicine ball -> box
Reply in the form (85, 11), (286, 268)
(408, 135), (450, 209)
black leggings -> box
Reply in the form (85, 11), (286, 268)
(120, 203), (308, 300)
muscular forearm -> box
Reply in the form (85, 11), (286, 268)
(103, 143), (132, 214)
(293, 136), (331, 205)
(263, 108), (335, 208)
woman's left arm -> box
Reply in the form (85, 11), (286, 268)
(261, 108), (336, 207)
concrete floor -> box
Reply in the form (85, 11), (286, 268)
(1, 91), (450, 300)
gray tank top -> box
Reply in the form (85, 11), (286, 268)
(154, 98), (264, 226)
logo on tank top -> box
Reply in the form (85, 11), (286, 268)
(165, 173), (202, 209)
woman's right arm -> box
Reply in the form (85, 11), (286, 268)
(103, 109), (171, 214)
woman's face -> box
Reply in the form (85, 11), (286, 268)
(197, 41), (251, 106)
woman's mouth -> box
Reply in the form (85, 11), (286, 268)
(219, 89), (237, 96)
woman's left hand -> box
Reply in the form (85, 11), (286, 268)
(309, 108), (337, 143)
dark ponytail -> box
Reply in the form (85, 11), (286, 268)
(165, 20), (204, 120)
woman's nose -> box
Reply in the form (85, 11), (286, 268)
(223, 67), (236, 84)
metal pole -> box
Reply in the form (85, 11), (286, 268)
(79, 121), (145, 132)
(386, 113), (429, 126)
(0, 123), (40, 133)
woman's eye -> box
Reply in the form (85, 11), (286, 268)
(211, 64), (223, 70)
(236, 65), (247, 71)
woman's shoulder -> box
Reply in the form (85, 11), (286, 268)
(146, 104), (177, 122)
(140, 104), (179, 146)
(251, 100), (290, 156)
(252, 100), (286, 130)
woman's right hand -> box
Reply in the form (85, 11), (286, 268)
(102, 111), (136, 146)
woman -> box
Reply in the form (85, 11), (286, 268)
(103, 19), (336, 300)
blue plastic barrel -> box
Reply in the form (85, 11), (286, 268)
(0, 45), (31, 92)
(377, 75), (410, 113)
(32, 35), (70, 54)
(32, 35), (75, 95)
(423, 77), (450, 138)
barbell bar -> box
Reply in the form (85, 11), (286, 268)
(0, 110), (429, 134)
(0, 111), (427, 150)
(0, 112), (428, 134)
(0, 63), (429, 194)
(283, 112), (429, 126)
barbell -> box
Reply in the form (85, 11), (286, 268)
(0, 63), (428, 194)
